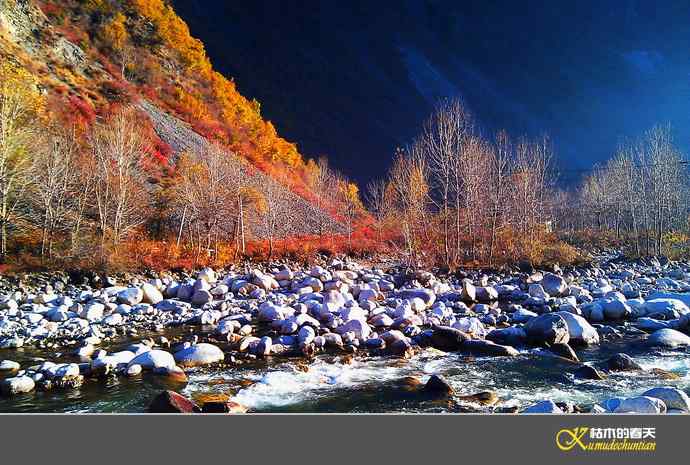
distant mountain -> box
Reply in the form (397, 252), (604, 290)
(173, 0), (690, 185)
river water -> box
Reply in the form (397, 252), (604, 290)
(1, 328), (687, 413)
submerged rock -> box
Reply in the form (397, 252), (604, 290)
(422, 374), (454, 398)
(606, 353), (643, 371)
(522, 399), (562, 414)
(201, 400), (247, 413)
(548, 342), (579, 362)
(457, 391), (499, 406)
(462, 339), (519, 357)
(148, 390), (200, 413)
(574, 364), (607, 380)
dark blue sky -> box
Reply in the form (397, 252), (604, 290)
(173, 0), (690, 185)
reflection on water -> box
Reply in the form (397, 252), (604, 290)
(1, 333), (689, 413)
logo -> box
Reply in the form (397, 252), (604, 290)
(556, 426), (657, 452)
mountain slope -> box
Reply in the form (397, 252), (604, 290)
(0, 0), (344, 238)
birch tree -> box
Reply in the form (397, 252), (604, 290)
(0, 63), (42, 259)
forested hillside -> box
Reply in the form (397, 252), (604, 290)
(0, 0), (361, 270)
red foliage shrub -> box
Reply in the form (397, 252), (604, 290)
(67, 95), (97, 127)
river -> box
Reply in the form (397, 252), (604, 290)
(1, 328), (686, 413)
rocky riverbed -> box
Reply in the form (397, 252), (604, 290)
(2, 254), (690, 413)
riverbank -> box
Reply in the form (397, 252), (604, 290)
(1, 253), (690, 413)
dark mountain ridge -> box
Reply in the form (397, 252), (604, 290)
(174, 0), (690, 185)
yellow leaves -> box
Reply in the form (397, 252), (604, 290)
(129, 0), (211, 75)
(100, 12), (128, 51)
(129, 0), (165, 21)
(174, 88), (209, 120)
(0, 62), (43, 120)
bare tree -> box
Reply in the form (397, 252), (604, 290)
(89, 107), (151, 252)
(0, 63), (42, 259)
(308, 156), (338, 236)
(422, 98), (474, 266)
(259, 176), (292, 260)
(29, 126), (82, 258)
(487, 130), (513, 264)
(365, 178), (389, 243)
(387, 144), (430, 266)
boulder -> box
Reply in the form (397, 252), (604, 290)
(430, 326), (470, 351)
(635, 317), (670, 332)
(174, 343), (224, 367)
(461, 339), (519, 357)
(398, 288), (435, 307)
(128, 349), (177, 371)
(476, 286), (499, 302)
(511, 308), (538, 323)
(574, 364), (606, 380)
(524, 313), (570, 346)
(126, 364), (142, 377)
(523, 400), (562, 413)
(422, 374), (454, 398)
(601, 299), (631, 320)
(528, 284), (549, 300)
(103, 313), (123, 326)
(486, 326), (527, 346)
(148, 390), (200, 413)
(647, 328), (690, 349)
(258, 303), (285, 322)
(647, 291), (690, 307)
(1, 376), (35, 395)
(197, 267), (217, 283)
(297, 325), (316, 345)
(554, 311), (599, 345)
(255, 336), (272, 356)
(191, 290), (212, 306)
(0, 360), (20, 373)
(606, 396), (666, 414)
(78, 302), (104, 322)
(457, 391), (499, 406)
(452, 317), (486, 338)
(587, 303), (605, 322)
(337, 319), (371, 340)
(251, 271), (278, 291)
(117, 288), (143, 305)
(548, 342), (579, 362)
(642, 387), (690, 412)
(201, 400), (248, 414)
(142, 283), (164, 304)
(460, 279), (476, 302)
(607, 353), (643, 371)
(542, 273), (568, 297)
(644, 298), (689, 319)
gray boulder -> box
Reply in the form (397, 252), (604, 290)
(642, 387), (690, 412)
(524, 313), (570, 346)
(647, 328), (690, 349)
(542, 273), (568, 297)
